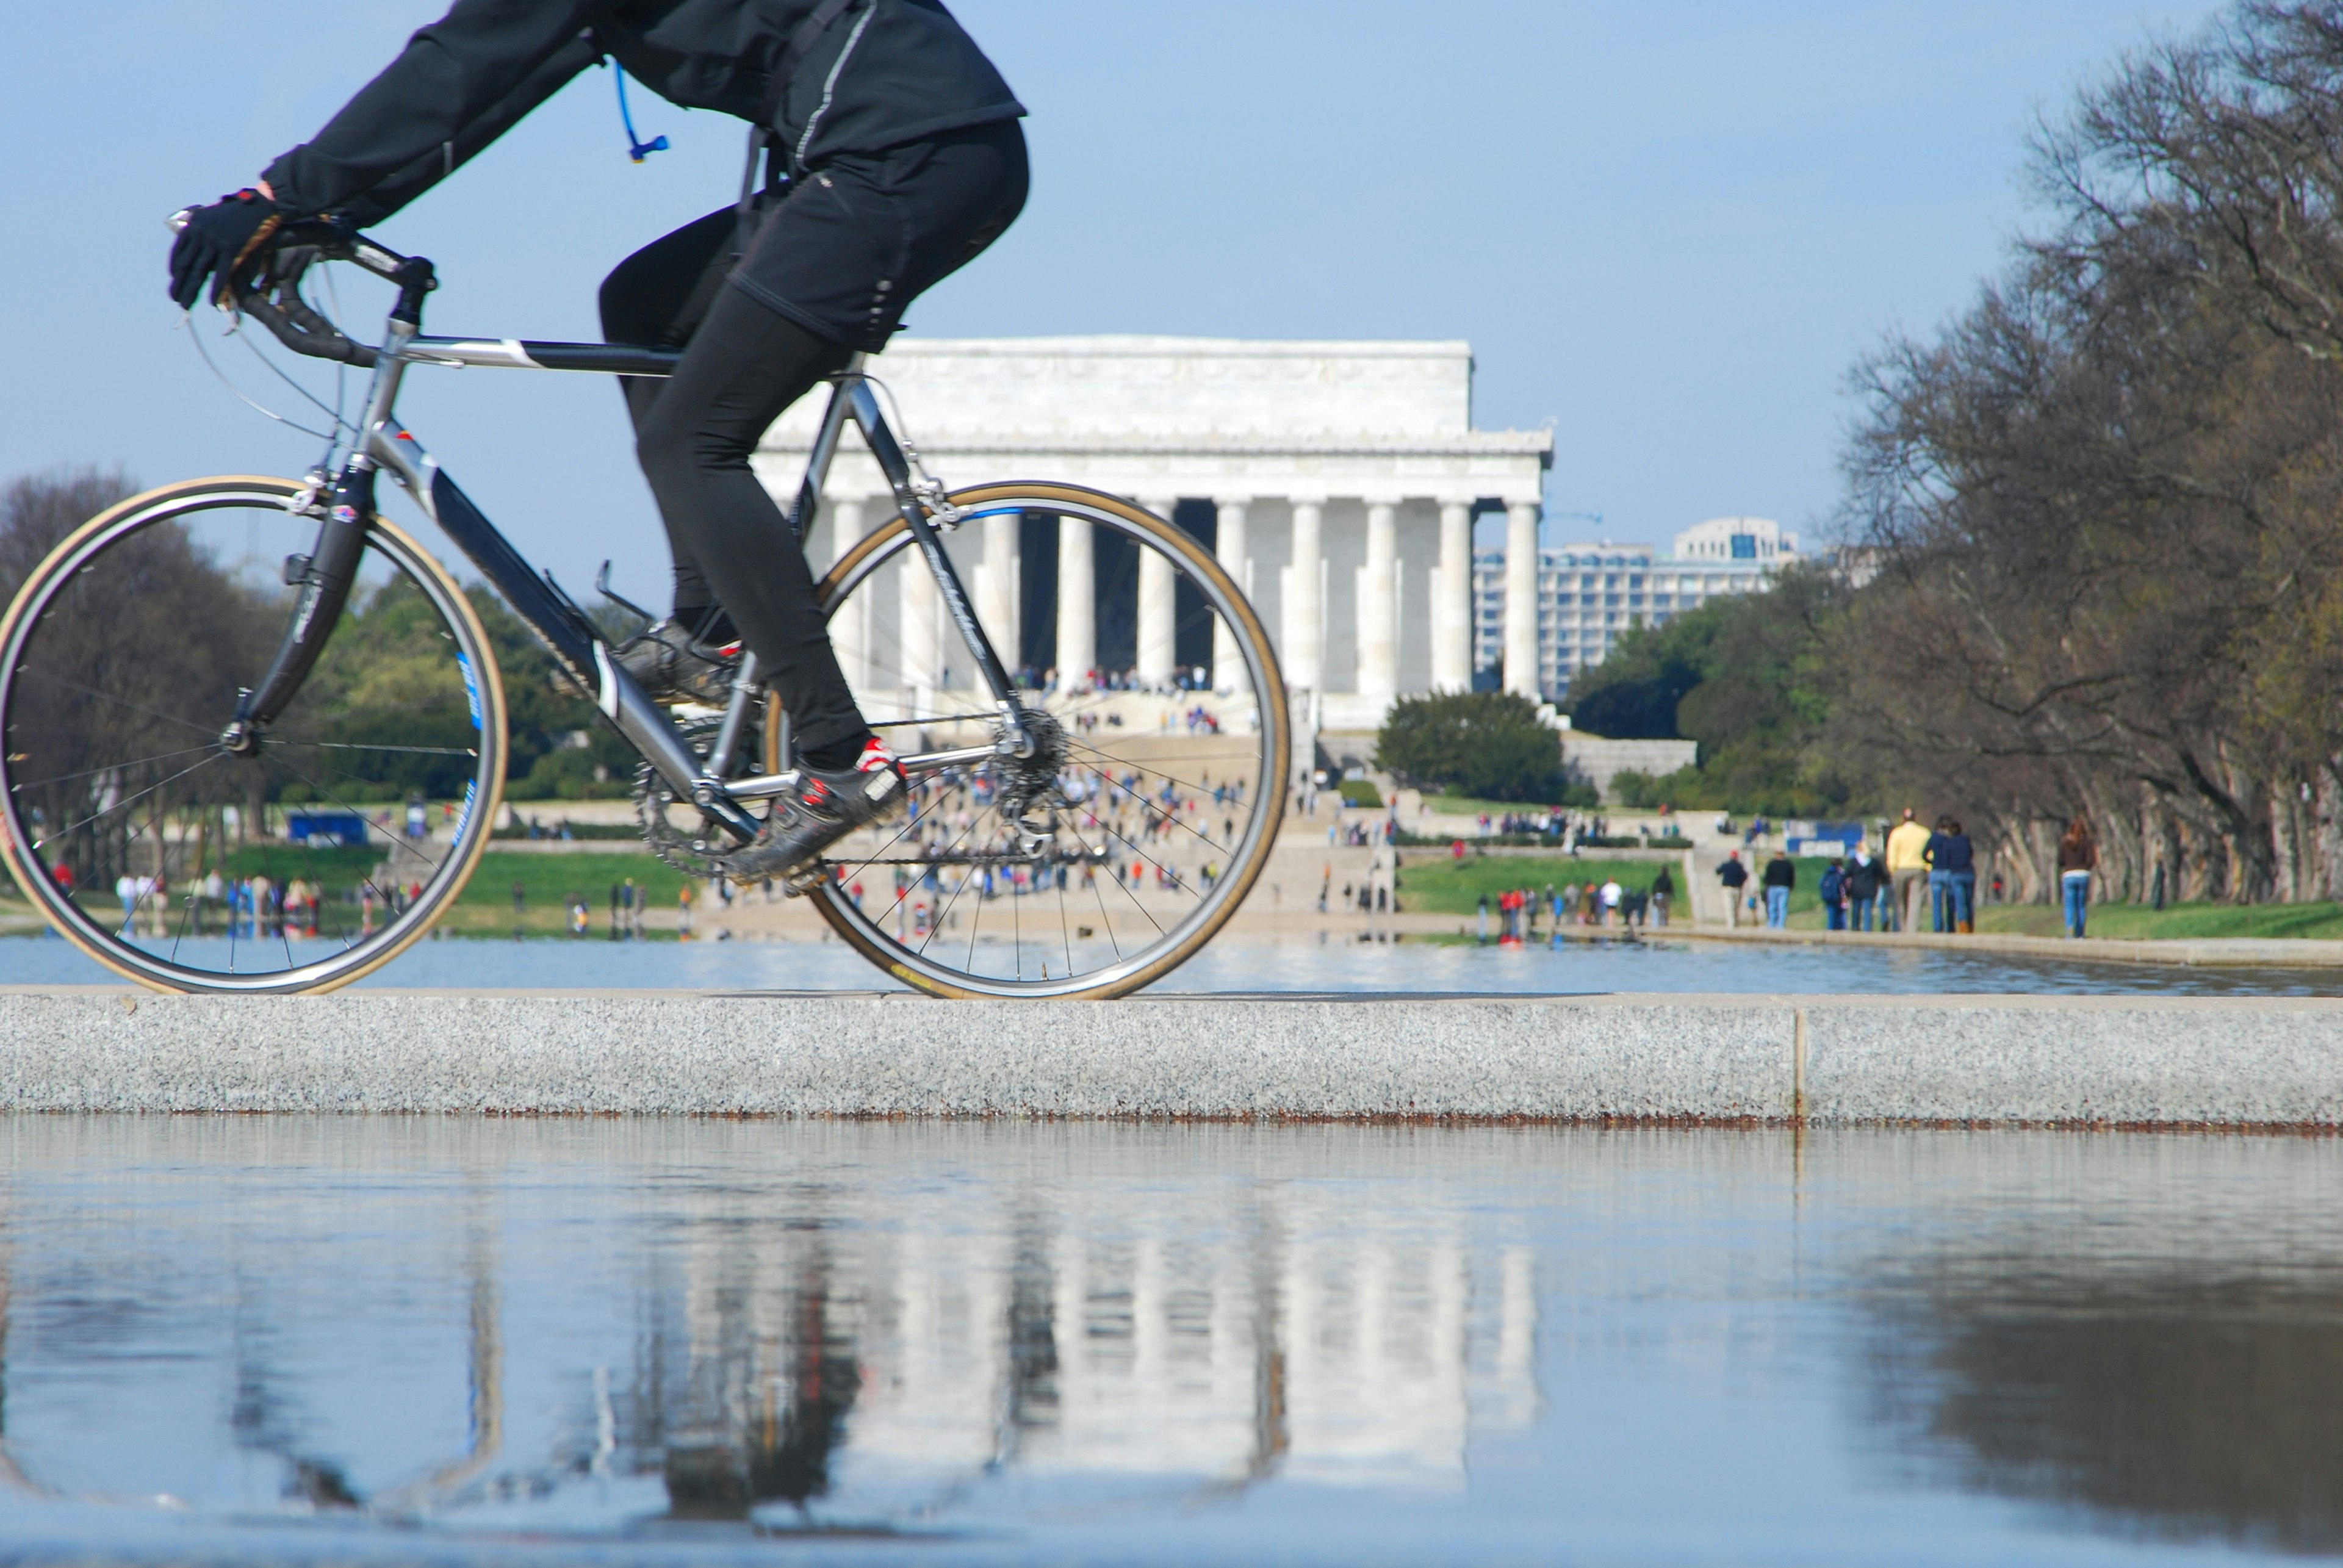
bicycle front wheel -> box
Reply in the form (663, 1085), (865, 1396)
(796, 483), (1289, 998)
(0, 475), (508, 993)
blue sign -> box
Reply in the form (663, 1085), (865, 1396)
(287, 811), (372, 849)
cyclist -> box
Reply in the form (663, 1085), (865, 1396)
(165, 0), (1027, 880)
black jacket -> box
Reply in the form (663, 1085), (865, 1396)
(264, 0), (1023, 227)
(1924, 832), (1974, 874)
(1762, 858), (1796, 890)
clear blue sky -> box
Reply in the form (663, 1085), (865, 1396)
(2, 1), (2222, 597)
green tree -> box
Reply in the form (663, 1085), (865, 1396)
(1375, 691), (1566, 802)
(469, 590), (638, 798)
(1564, 569), (1855, 816)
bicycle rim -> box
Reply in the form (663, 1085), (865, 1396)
(796, 483), (1289, 998)
(0, 476), (507, 993)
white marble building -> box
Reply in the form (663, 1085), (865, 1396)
(756, 336), (1553, 730)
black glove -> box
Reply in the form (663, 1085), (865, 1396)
(167, 190), (284, 311)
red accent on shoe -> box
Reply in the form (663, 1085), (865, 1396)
(854, 737), (899, 774)
(716, 640), (743, 658)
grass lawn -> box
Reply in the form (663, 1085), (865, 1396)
(458, 851), (699, 910)
(1974, 900), (2343, 941)
(437, 851), (734, 936)
(1395, 851), (1685, 916)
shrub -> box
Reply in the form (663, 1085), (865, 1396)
(1337, 778), (1384, 808)
(1377, 692), (1564, 803)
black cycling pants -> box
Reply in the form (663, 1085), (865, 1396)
(600, 121), (1028, 759)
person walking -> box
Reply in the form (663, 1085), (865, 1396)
(1762, 851), (1796, 929)
(1924, 816), (1976, 933)
(1651, 865), (1675, 927)
(1845, 846), (1882, 932)
(1717, 852), (1750, 927)
(2057, 815), (2098, 938)
(1818, 857), (1847, 931)
(1884, 807), (1931, 932)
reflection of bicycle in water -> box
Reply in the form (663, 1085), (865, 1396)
(0, 225), (1287, 995)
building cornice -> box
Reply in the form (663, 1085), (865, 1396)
(761, 432), (1553, 459)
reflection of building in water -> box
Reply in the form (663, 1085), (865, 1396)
(624, 1209), (863, 1520)
(616, 1182), (1542, 1509)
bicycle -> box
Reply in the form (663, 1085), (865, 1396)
(0, 220), (1288, 996)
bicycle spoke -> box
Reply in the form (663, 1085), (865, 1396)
(5, 744), (218, 795)
(267, 754), (450, 885)
(1089, 871), (1125, 960)
(1061, 735), (1261, 808)
(7, 667), (226, 741)
(1073, 756), (1233, 861)
(885, 797), (979, 942)
(39, 752), (227, 850)
(306, 742), (480, 758)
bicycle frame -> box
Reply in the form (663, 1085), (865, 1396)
(229, 237), (1032, 849)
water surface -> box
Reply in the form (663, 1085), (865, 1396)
(0, 1119), (2334, 1564)
(0, 930), (2327, 995)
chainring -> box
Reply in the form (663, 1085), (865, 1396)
(633, 714), (761, 879)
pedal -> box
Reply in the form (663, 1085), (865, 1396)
(780, 861), (831, 898)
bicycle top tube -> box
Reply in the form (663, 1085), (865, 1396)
(398, 337), (682, 376)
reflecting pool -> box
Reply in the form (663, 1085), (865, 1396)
(0, 930), (2331, 995)
(0, 1119), (2333, 1564)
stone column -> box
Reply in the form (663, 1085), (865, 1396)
(1358, 502), (1398, 699)
(978, 508), (1018, 675)
(1211, 498), (1249, 689)
(828, 496), (868, 691)
(1433, 500), (1472, 692)
(1056, 512), (1094, 691)
(1137, 498), (1179, 686)
(1286, 500), (1323, 692)
(1503, 500), (1541, 698)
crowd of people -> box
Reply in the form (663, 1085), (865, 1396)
(1476, 867), (1677, 941)
(96, 868), (432, 940)
(1711, 807), (2101, 937)
(794, 761), (1247, 935)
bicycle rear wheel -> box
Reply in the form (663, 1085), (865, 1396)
(794, 483), (1289, 998)
(0, 476), (507, 993)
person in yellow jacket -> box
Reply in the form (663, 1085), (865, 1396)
(1884, 807), (1934, 933)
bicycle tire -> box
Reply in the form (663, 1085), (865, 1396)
(0, 475), (508, 994)
(793, 482), (1289, 999)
